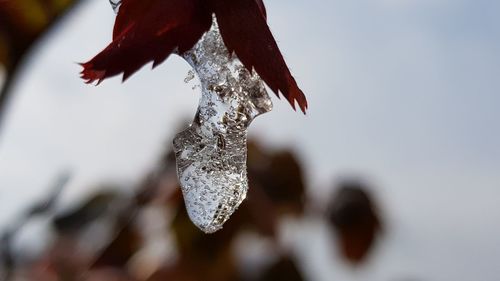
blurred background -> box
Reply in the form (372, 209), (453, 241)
(1, 0), (499, 280)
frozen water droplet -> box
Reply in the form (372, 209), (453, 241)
(174, 20), (272, 233)
(109, 0), (122, 14)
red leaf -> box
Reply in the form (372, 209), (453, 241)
(81, 0), (308, 113)
(211, 0), (308, 113)
(255, 0), (267, 19)
(80, 0), (211, 83)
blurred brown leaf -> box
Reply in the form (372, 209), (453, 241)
(93, 221), (142, 269)
(257, 256), (304, 281)
(85, 268), (137, 281)
(328, 180), (382, 264)
(248, 141), (306, 216)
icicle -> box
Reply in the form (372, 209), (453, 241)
(174, 20), (273, 233)
(105, 0), (272, 232)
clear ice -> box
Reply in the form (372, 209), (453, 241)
(106, 0), (273, 233)
(173, 21), (273, 233)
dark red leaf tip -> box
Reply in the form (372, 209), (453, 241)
(80, 62), (106, 85)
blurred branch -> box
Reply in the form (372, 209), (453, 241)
(0, 171), (71, 280)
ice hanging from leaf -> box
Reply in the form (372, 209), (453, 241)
(105, 0), (272, 233)
(173, 20), (273, 233)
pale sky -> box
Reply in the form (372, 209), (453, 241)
(1, 0), (499, 280)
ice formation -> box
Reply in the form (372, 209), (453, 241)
(174, 22), (273, 233)
(107, 1), (272, 233)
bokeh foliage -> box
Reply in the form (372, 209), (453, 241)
(0, 138), (382, 280)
